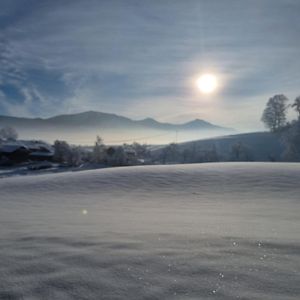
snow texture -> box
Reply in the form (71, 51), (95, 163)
(0, 163), (299, 299)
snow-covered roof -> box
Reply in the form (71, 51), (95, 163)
(0, 142), (28, 153)
(20, 140), (53, 153)
(0, 140), (54, 154)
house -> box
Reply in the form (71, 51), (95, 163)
(0, 140), (54, 165)
(0, 143), (30, 164)
(23, 140), (54, 161)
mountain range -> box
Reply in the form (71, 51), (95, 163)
(0, 111), (232, 131)
(0, 111), (235, 144)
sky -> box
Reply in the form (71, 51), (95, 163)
(0, 0), (300, 131)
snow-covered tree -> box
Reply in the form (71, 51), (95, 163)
(261, 94), (289, 132)
(68, 146), (85, 166)
(0, 127), (18, 141)
(53, 140), (72, 163)
(53, 140), (85, 166)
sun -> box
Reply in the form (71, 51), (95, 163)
(196, 74), (218, 94)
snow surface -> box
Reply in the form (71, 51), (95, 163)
(0, 163), (299, 299)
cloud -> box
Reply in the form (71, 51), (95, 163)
(0, 0), (299, 129)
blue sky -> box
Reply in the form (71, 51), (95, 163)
(0, 0), (300, 130)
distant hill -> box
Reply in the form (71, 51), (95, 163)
(0, 111), (234, 144)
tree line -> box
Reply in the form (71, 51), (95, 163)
(52, 137), (151, 167)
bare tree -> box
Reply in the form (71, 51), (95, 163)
(292, 96), (300, 120)
(93, 136), (106, 164)
(261, 94), (289, 132)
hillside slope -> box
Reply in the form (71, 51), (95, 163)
(155, 132), (285, 162)
(0, 163), (299, 299)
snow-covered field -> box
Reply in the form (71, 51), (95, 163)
(0, 163), (299, 299)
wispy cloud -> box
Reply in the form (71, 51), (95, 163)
(0, 0), (300, 129)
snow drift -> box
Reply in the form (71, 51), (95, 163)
(0, 163), (299, 299)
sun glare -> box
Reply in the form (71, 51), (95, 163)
(196, 74), (218, 94)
